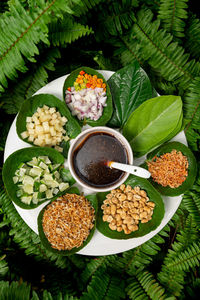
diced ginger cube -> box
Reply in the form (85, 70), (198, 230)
(21, 131), (29, 139)
(43, 121), (49, 133)
(61, 116), (67, 123)
(26, 117), (32, 123)
(36, 125), (44, 133)
(43, 105), (49, 110)
(28, 128), (35, 135)
(27, 122), (34, 129)
(49, 126), (56, 136)
(45, 133), (51, 139)
(45, 137), (52, 145)
(28, 135), (34, 142)
(49, 119), (56, 126)
(37, 107), (42, 113)
(34, 138), (41, 146)
(52, 113), (57, 119)
(63, 135), (69, 141)
(39, 114), (49, 122)
(49, 107), (56, 114)
(55, 123), (62, 131)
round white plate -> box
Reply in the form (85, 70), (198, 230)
(4, 71), (186, 256)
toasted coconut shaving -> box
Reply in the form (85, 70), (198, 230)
(147, 150), (188, 188)
(42, 193), (95, 251)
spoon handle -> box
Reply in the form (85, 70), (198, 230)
(110, 162), (151, 179)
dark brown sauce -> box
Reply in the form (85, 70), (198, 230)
(72, 132), (128, 188)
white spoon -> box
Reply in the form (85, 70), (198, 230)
(107, 161), (151, 179)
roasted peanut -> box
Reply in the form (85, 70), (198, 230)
(107, 215), (113, 223)
(103, 215), (109, 222)
(102, 184), (155, 234)
(120, 184), (125, 191)
(111, 204), (116, 215)
(109, 223), (117, 230)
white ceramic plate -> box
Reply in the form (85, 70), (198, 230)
(4, 71), (187, 256)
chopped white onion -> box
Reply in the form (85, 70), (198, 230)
(65, 87), (107, 121)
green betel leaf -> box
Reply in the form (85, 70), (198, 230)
(38, 193), (98, 255)
(16, 94), (81, 157)
(63, 66), (113, 126)
(2, 147), (73, 209)
(96, 175), (164, 239)
(123, 95), (183, 157)
(107, 61), (154, 128)
(144, 142), (197, 196)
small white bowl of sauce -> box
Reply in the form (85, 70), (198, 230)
(68, 127), (133, 192)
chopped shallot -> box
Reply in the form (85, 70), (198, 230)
(65, 87), (107, 121)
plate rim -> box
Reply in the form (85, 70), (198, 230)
(3, 70), (185, 256)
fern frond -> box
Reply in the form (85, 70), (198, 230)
(157, 216), (198, 296)
(113, 35), (144, 66)
(68, 0), (106, 17)
(126, 269), (173, 300)
(126, 279), (149, 300)
(1, 48), (60, 114)
(81, 268), (125, 300)
(132, 9), (200, 91)
(164, 241), (200, 272)
(119, 225), (170, 275)
(183, 76), (200, 151)
(0, 256), (9, 279)
(0, 189), (69, 269)
(185, 14), (200, 60)
(158, 0), (188, 38)
(49, 18), (93, 47)
(94, 0), (136, 38)
(0, 0), (77, 92)
(0, 281), (31, 300)
(183, 192), (200, 227)
(157, 269), (185, 297)
(80, 257), (107, 285)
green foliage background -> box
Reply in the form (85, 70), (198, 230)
(1, 0), (200, 298)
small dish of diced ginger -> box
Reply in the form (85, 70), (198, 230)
(21, 105), (69, 152)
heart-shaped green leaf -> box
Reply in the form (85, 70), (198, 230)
(107, 61), (154, 128)
(3, 147), (73, 209)
(96, 175), (164, 239)
(123, 95), (183, 157)
(16, 94), (81, 157)
(144, 142), (197, 196)
(38, 192), (98, 255)
(63, 66), (113, 126)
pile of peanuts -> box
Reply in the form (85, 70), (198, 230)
(101, 184), (155, 234)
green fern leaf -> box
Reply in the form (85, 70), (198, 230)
(49, 18), (93, 46)
(164, 241), (200, 272)
(183, 193), (200, 227)
(126, 279), (149, 300)
(81, 268), (125, 300)
(157, 215), (198, 296)
(185, 14), (200, 60)
(158, 0), (188, 38)
(0, 0), (78, 92)
(0, 281), (31, 300)
(113, 35), (144, 66)
(0, 256), (9, 279)
(1, 48), (60, 114)
(132, 9), (200, 91)
(68, 0), (106, 17)
(127, 269), (174, 300)
(183, 77), (200, 151)
(119, 225), (169, 275)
